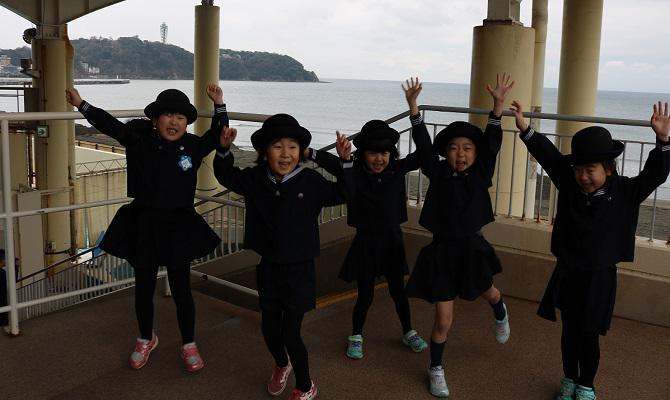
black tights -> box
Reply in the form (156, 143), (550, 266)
(352, 270), (412, 336)
(134, 264), (195, 344)
(262, 309), (311, 392)
(561, 309), (600, 388)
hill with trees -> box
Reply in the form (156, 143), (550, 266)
(0, 36), (319, 82)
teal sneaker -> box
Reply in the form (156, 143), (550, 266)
(495, 303), (510, 344)
(575, 385), (597, 400)
(556, 377), (576, 400)
(427, 366), (449, 397)
(346, 335), (363, 359)
(402, 329), (428, 352)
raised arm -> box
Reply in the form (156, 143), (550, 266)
(628, 101), (670, 203)
(212, 126), (253, 196)
(197, 84), (231, 158)
(65, 88), (140, 146)
(398, 77), (431, 173)
(511, 100), (572, 190)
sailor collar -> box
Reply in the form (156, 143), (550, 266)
(266, 166), (305, 185)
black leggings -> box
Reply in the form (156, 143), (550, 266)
(262, 309), (311, 392)
(352, 269), (412, 336)
(561, 309), (600, 388)
(134, 264), (195, 344)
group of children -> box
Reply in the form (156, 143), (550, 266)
(64, 74), (670, 399)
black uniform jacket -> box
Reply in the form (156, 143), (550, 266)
(520, 127), (670, 270)
(78, 101), (228, 209)
(213, 151), (345, 264)
(309, 117), (431, 232)
(417, 113), (503, 237)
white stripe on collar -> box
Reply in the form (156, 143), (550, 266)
(267, 166), (305, 184)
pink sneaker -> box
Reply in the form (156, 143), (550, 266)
(288, 381), (317, 400)
(267, 362), (293, 396)
(181, 342), (205, 372)
(129, 334), (158, 370)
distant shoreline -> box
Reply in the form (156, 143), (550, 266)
(0, 78), (130, 85)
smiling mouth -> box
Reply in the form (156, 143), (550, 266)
(167, 128), (178, 135)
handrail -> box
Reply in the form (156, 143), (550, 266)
(17, 247), (97, 283)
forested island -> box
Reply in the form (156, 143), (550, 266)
(0, 36), (319, 82)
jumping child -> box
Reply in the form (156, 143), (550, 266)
(405, 73), (514, 398)
(510, 100), (670, 400)
(308, 77), (428, 359)
(214, 114), (346, 400)
(66, 86), (227, 372)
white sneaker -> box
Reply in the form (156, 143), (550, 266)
(495, 303), (510, 344)
(427, 366), (450, 397)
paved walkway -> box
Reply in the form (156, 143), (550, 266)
(1, 283), (669, 399)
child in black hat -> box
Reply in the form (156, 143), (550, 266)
(214, 113), (345, 400)
(404, 73), (514, 398)
(511, 101), (670, 400)
(66, 85), (228, 372)
(307, 78), (429, 360)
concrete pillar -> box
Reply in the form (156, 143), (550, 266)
(526, 0), (548, 219)
(32, 29), (72, 266)
(548, 0), (603, 221)
(470, 16), (535, 217)
(65, 28), (78, 249)
(555, 0), (604, 145)
(193, 2), (221, 202)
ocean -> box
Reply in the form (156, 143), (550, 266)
(1, 78), (669, 196)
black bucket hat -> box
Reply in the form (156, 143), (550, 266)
(352, 120), (400, 152)
(564, 126), (624, 165)
(434, 121), (484, 158)
(250, 113), (312, 150)
(144, 89), (198, 124)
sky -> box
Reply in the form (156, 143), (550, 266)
(0, 0), (668, 93)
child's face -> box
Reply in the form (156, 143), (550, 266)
(446, 137), (476, 172)
(154, 112), (187, 142)
(266, 138), (300, 177)
(363, 150), (390, 173)
(573, 162), (611, 193)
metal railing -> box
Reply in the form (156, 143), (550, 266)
(3, 105), (667, 334)
(375, 106), (667, 241)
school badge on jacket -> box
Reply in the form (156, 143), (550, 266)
(178, 155), (193, 171)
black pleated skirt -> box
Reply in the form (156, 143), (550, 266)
(537, 262), (617, 336)
(99, 201), (221, 269)
(338, 228), (409, 283)
(406, 233), (502, 303)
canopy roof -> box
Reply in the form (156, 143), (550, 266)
(0, 0), (124, 25)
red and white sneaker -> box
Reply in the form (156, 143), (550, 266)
(288, 381), (317, 400)
(267, 362), (293, 396)
(129, 334), (158, 370)
(181, 342), (205, 372)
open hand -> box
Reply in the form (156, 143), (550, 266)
(651, 101), (670, 142)
(219, 126), (237, 149)
(335, 131), (352, 160)
(510, 100), (528, 133)
(402, 77), (422, 116)
(487, 73), (514, 117)
(65, 88), (83, 108)
(207, 84), (224, 104)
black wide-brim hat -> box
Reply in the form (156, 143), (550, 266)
(564, 126), (624, 165)
(434, 121), (484, 158)
(144, 89), (198, 124)
(352, 120), (400, 152)
(251, 113), (312, 150)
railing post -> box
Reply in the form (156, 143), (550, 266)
(2, 119), (20, 335)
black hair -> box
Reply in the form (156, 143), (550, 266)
(602, 159), (617, 174)
(353, 147), (399, 161)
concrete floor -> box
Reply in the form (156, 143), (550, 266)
(1, 281), (669, 400)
